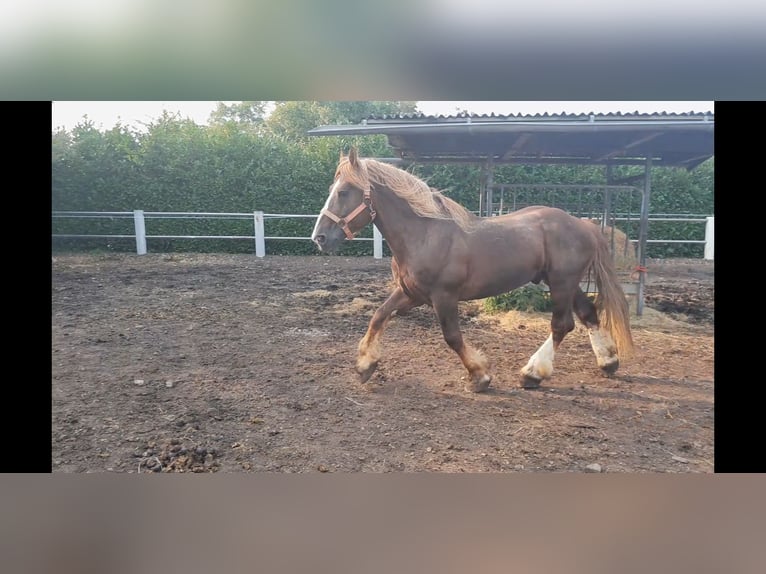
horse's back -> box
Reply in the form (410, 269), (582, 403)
(487, 206), (601, 274)
(491, 206), (595, 240)
(500, 205), (581, 223)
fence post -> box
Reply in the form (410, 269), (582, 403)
(133, 210), (147, 255)
(373, 224), (383, 259)
(704, 216), (714, 260)
(254, 211), (265, 257)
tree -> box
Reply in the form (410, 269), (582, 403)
(263, 101), (331, 141)
(51, 127), (72, 163)
(263, 101), (418, 142)
(208, 101), (269, 127)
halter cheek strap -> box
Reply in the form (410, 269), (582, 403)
(321, 188), (376, 240)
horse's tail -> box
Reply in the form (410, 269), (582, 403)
(590, 233), (635, 358)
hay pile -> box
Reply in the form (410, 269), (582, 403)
(588, 219), (638, 271)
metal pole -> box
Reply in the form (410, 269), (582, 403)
(485, 157), (494, 216)
(636, 158), (652, 316)
(133, 210), (147, 255)
(604, 164), (616, 257)
(254, 211), (265, 257)
(604, 165), (613, 225)
(478, 164), (486, 216)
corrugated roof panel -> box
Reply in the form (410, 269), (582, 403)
(364, 111), (713, 121)
(309, 111), (713, 168)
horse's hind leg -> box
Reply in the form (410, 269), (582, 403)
(572, 288), (620, 375)
(432, 295), (491, 393)
(520, 281), (576, 388)
(357, 287), (416, 383)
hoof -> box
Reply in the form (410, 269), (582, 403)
(356, 360), (379, 383)
(520, 374), (542, 389)
(599, 359), (620, 376)
(465, 374), (491, 393)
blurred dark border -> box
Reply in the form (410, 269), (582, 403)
(1, 474), (765, 574)
(2, 1), (765, 99)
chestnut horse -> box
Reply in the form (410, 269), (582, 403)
(311, 149), (634, 392)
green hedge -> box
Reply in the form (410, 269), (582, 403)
(52, 114), (713, 258)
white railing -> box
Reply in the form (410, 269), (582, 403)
(610, 215), (714, 261)
(52, 210), (386, 259)
(51, 210), (714, 260)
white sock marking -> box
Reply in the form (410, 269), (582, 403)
(588, 327), (618, 368)
(522, 334), (555, 379)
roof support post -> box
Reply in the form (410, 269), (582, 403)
(484, 157), (494, 217)
(604, 164), (614, 225)
(478, 164), (486, 216)
(603, 164), (614, 253)
(636, 157), (652, 316)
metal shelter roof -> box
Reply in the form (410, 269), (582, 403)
(308, 111), (714, 170)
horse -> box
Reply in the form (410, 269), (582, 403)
(310, 148), (634, 392)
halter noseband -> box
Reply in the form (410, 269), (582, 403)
(320, 186), (376, 240)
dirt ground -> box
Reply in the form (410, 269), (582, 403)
(52, 253), (714, 473)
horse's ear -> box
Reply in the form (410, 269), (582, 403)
(348, 147), (359, 166)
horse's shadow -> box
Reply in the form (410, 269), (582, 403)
(360, 369), (709, 410)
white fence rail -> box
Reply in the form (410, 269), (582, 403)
(52, 210), (386, 259)
(51, 210), (714, 260)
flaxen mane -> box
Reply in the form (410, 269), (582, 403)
(335, 156), (477, 232)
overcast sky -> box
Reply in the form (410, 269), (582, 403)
(52, 101), (714, 132)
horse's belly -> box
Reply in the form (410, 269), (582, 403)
(459, 267), (539, 301)
(397, 274), (430, 305)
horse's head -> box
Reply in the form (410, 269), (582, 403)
(311, 148), (376, 253)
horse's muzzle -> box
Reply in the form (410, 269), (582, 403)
(312, 233), (342, 253)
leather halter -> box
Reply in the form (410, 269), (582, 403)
(320, 186), (376, 240)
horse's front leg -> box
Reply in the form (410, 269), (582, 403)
(357, 287), (416, 383)
(519, 281), (576, 388)
(432, 295), (491, 393)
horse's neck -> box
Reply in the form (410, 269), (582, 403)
(371, 185), (440, 263)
